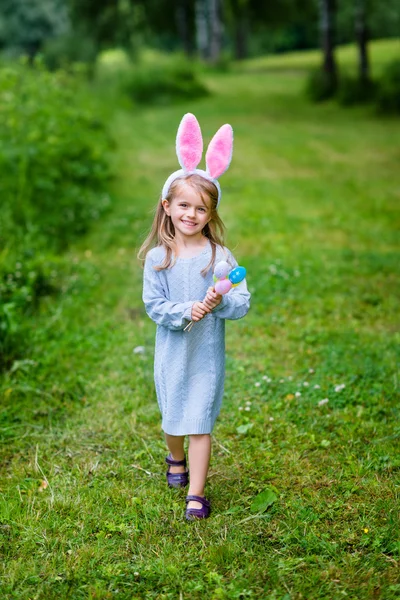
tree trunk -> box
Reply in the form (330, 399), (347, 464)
(208, 0), (222, 64)
(231, 0), (248, 60)
(176, 0), (194, 57)
(195, 0), (209, 60)
(355, 0), (370, 83)
(319, 0), (337, 86)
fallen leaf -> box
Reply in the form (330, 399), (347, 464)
(250, 488), (278, 513)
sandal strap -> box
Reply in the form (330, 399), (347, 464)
(165, 454), (187, 467)
(185, 495), (210, 508)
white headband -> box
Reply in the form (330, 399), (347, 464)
(161, 113), (233, 208)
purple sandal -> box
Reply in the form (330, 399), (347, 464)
(185, 495), (211, 521)
(165, 454), (189, 488)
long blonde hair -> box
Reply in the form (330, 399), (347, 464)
(137, 174), (226, 277)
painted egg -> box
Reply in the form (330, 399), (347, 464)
(214, 260), (231, 279)
(229, 266), (246, 284)
(215, 278), (233, 295)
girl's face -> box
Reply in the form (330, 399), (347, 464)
(162, 183), (211, 240)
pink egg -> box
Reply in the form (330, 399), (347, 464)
(215, 278), (233, 295)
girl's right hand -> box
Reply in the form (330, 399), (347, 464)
(191, 301), (211, 322)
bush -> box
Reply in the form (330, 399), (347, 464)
(337, 75), (377, 106)
(0, 59), (112, 254)
(41, 33), (98, 75)
(375, 58), (400, 114)
(122, 61), (209, 105)
(0, 58), (113, 369)
(0, 252), (62, 370)
(306, 67), (337, 102)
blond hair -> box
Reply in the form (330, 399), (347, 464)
(137, 174), (226, 277)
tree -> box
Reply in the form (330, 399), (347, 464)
(230, 0), (249, 59)
(319, 0), (338, 90)
(0, 0), (69, 61)
(354, 0), (370, 83)
(208, 0), (223, 63)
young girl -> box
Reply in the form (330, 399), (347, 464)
(139, 113), (251, 521)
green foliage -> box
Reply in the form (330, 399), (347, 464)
(337, 75), (377, 106)
(0, 253), (64, 370)
(41, 32), (98, 73)
(122, 61), (209, 105)
(376, 58), (400, 114)
(0, 59), (112, 252)
(0, 0), (69, 59)
(305, 67), (337, 102)
(0, 58), (113, 368)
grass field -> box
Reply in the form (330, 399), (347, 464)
(1, 40), (399, 599)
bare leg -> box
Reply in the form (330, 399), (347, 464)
(164, 433), (186, 473)
(187, 434), (211, 509)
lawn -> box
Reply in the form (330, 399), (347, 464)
(1, 39), (399, 599)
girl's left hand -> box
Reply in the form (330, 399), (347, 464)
(203, 287), (222, 310)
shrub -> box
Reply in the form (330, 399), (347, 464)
(0, 59), (112, 254)
(337, 75), (377, 106)
(41, 33), (98, 75)
(375, 58), (400, 114)
(122, 61), (209, 105)
(0, 58), (113, 369)
(0, 252), (62, 370)
(306, 67), (337, 102)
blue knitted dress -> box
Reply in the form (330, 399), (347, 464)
(142, 239), (251, 436)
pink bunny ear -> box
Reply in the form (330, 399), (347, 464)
(205, 124), (233, 179)
(176, 113), (203, 171)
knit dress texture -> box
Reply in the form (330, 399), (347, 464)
(142, 239), (251, 435)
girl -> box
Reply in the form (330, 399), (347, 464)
(139, 113), (251, 521)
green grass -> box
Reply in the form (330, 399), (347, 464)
(1, 41), (400, 599)
(237, 38), (400, 77)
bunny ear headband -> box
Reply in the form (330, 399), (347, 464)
(161, 113), (233, 208)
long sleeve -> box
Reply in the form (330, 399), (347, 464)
(212, 250), (251, 320)
(142, 254), (194, 331)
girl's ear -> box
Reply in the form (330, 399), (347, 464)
(176, 113), (203, 171)
(162, 199), (170, 216)
(205, 124), (233, 179)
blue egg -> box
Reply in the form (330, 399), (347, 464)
(228, 266), (246, 284)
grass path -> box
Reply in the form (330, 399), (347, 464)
(1, 46), (400, 598)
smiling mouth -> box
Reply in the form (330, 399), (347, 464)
(182, 220), (197, 226)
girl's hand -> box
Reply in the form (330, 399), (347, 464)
(191, 301), (211, 322)
(203, 287), (223, 310)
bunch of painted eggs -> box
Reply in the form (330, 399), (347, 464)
(213, 260), (247, 295)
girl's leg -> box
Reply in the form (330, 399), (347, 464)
(187, 434), (211, 509)
(164, 433), (186, 473)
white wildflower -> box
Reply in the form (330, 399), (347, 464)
(245, 406), (251, 411)
(255, 382), (261, 387)
(314, 384), (320, 389)
(295, 391), (301, 398)
(303, 381), (309, 387)
(318, 398), (329, 406)
(133, 346), (145, 354)
(335, 384), (346, 392)
(309, 368), (315, 374)
(238, 406), (243, 411)
(279, 379), (284, 383)
(287, 376), (293, 381)
(269, 417), (274, 422)
(246, 401), (252, 406)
